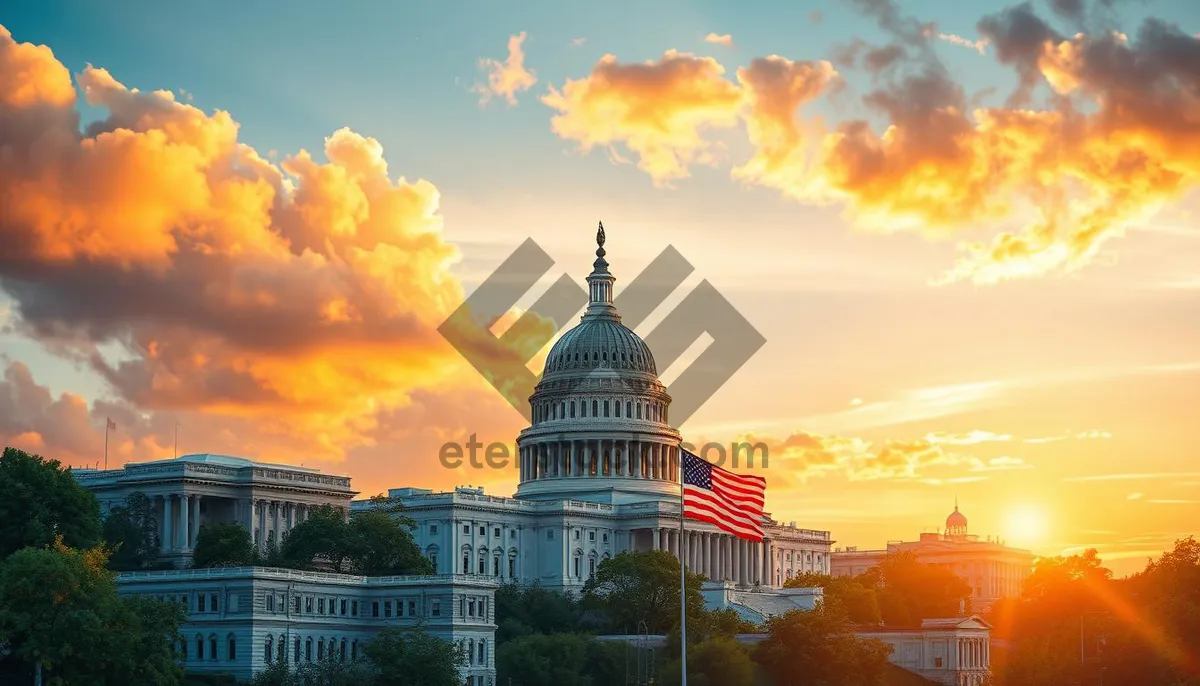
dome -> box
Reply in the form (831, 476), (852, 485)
(945, 503), (968, 536)
(542, 317), (657, 376)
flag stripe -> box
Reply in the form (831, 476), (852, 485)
(681, 447), (766, 542)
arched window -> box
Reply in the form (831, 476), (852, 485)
(462, 546), (471, 574)
(196, 635), (204, 660)
(508, 550), (518, 578)
(209, 635), (218, 661)
(305, 637), (313, 662)
(615, 401), (621, 417)
(468, 638), (475, 665)
(426, 545), (439, 571)
(278, 634), (285, 663)
(626, 401), (632, 417)
(584, 353), (589, 363)
(581, 401), (587, 418)
(340, 638), (347, 661)
(228, 634), (237, 661)
(318, 637), (325, 661)
(637, 403), (642, 419)
(479, 639), (486, 663)
(560, 401), (565, 418)
(294, 637), (301, 663)
(592, 400), (598, 416)
(570, 401), (576, 418)
(478, 548), (488, 574)
(604, 400), (610, 417)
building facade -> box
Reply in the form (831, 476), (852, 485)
(831, 505), (1033, 611)
(855, 617), (993, 686)
(117, 567), (498, 685)
(74, 453), (356, 567)
(359, 227), (833, 590)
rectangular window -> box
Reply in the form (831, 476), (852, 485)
(431, 600), (440, 616)
(546, 530), (553, 540)
(341, 599), (347, 615)
(589, 531), (595, 541)
(352, 600), (359, 616)
(198, 594), (207, 612)
(293, 596), (301, 613)
(294, 639), (301, 664)
(463, 524), (470, 534)
(508, 558), (516, 577)
(574, 557), (580, 578)
(430, 524), (438, 535)
(493, 556), (500, 576)
(385, 601), (393, 618)
(305, 597), (313, 613)
(210, 593), (218, 612)
(574, 530), (580, 540)
(318, 598), (325, 614)
(602, 533), (609, 543)
(266, 594), (275, 612)
(372, 601), (380, 618)
(589, 558), (596, 577)
(479, 526), (485, 535)
(408, 600), (416, 616)
(510, 529), (516, 538)
(468, 599), (476, 617)
(494, 527), (501, 537)
(480, 599), (487, 617)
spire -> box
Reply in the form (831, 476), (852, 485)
(583, 220), (619, 321)
(954, 496), (958, 511)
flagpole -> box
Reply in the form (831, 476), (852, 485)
(679, 445), (688, 685)
(174, 420), (179, 459)
(104, 419), (110, 470)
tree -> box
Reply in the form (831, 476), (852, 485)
(495, 632), (593, 686)
(660, 636), (758, 686)
(364, 627), (464, 686)
(581, 550), (705, 636)
(191, 522), (254, 568)
(0, 447), (101, 560)
(494, 583), (584, 643)
(859, 552), (970, 625)
(0, 537), (185, 684)
(102, 491), (161, 571)
(279, 505), (352, 571)
(345, 496), (433, 576)
(754, 606), (892, 686)
(786, 572), (882, 625)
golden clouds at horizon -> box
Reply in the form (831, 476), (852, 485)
(534, 4), (1200, 285)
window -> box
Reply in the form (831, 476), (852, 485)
(463, 524), (470, 534)
(494, 527), (501, 537)
(463, 552), (470, 574)
(481, 599), (487, 617)
(574, 529), (580, 540)
(570, 401), (576, 418)
(589, 531), (595, 541)
(479, 640), (485, 663)
(615, 401), (621, 417)
(373, 601), (380, 618)
(604, 400), (610, 417)
(385, 600), (392, 618)
(180, 640), (187, 661)
(318, 598), (325, 614)
(305, 638), (313, 663)
(340, 638), (347, 661)
(626, 401), (632, 417)
(546, 529), (554, 540)
(581, 401), (587, 417)
(493, 556), (500, 576)
(197, 636), (204, 660)
(318, 638), (325, 661)
(294, 637), (301, 664)
(266, 593), (275, 612)
(589, 558), (596, 577)
(352, 600), (359, 616)
(209, 636), (217, 661)
(351, 640), (359, 660)
(574, 556), (581, 578)
(430, 524), (438, 535)
(293, 596), (301, 613)
(508, 557), (516, 578)
(603, 533), (609, 543)
(468, 599), (476, 617)
(228, 635), (237, 661)
(198, 594), (207, 612)
(408, 600), (416, 616)
(305, 597), (313, 613)
(479, 526), (485, 535)
(510, 529), (516, 538)
(592, 400), (598, 416)
(431, 600), (441, 616)
(934, 657), (944, 668)
(341, 599), (347, 615)
(210, 593), (218, 612)
(478, 554), (486, 574)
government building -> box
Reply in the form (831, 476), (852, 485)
(830, 503), (1033, 611)
(73, 228), (840, 683)
(354, 227), (833, 590)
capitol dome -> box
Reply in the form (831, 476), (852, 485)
(945, 502), (968, 537)
(514, 222), (682, 504)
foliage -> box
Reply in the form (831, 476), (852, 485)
(278, 497), (432, 576)
(0, 537), (185, 685)
(659, 636), (758, 686)
(191, 522), (255, 568)
(363, 626), (464, 686)
(858, 552), (971, 626)
(0, 447), (101, 560)
(102, 491), (162, 571)
(786, 572), (883, 625)
(581, 550), (706, 636)
(494, 582), (586, 643)
(754, 605), (893, 686)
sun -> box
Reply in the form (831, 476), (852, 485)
(1004, 504), (1049, 546)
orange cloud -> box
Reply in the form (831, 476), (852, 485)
(703, 33), (735, 48)
(473, 32), (538, 106)
(538, 3), (1200, 284)
(937, 32), (988, 54)
(541, 50), (744, 185)
(0, 24), (543, 464)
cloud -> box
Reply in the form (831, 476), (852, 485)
(541, 50), (744, 185)
(571, 37), (586, 47)
(473, 32), (538, 106)
(1128, 492), (1143, 500)
(0, 24), (547, 466)
(703, 33), (735, 48)
(1062, 472), (1200, 483)
(924, 429), (1012, 445)
(937, 32), (989, 54)
(537, 2), (1200, 284)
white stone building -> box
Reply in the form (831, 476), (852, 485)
(74, 453), (356, 567)
(359, 229), (833, 590)
(856, 616), (993, 686)
(117, 567), (498, 685)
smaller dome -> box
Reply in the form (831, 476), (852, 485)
(946, 508), (968, 528)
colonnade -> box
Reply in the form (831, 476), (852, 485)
(957, 637), (989, 670)
(156, 494), (322, 553)
(519, 439), (679, 482)
(645, 525), (774, 587)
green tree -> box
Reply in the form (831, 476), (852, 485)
(102, 491), (161, 571)
(346, 496), (433, 576)
(786, 572), (882, 625)
(495, 632), (593, 686)
(582, 550), (705, 636)
(660, 636), (758, 686)
(191, 522), (254, 568)
(859, 552), (970, 625)
(0, 538), (184, 685)
(494, 582), (584, 643)
(754, 606), (892, 686)
(0, 447), (101, 560)
(364, 626), (464, 686)
(279, 505), (352, 571)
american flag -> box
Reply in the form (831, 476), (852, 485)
(106, 418), (116, 431)
(681, 447), (766, 541)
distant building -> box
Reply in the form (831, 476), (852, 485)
(855, 616), (992, 686)
(116, 567), (498, 685)
(830, 503), (1033, 611)
(74, 453), (356, 567)
(356, 228), (833, 591)
(700, 580), (823, 623)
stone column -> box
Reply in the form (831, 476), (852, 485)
(272, 501), (281, 545)
(178, 494), (190, 551)
(160, 495), (172, 552)
(190, 495), (201, 547)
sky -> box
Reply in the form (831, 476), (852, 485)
(2, 0), (1199, 576)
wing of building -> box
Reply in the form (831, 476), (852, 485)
(354, 226), (833, 590)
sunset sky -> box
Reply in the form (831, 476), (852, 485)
(2, 0), (1199, 575)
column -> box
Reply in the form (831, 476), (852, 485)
(257, 499), (267, 548)
(651, 528), (659, 551)
(178, 494), (190, 551)
(161, 495), (172, 552)
(272, 501), (281, 545)
(190, 495), (201, 548)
